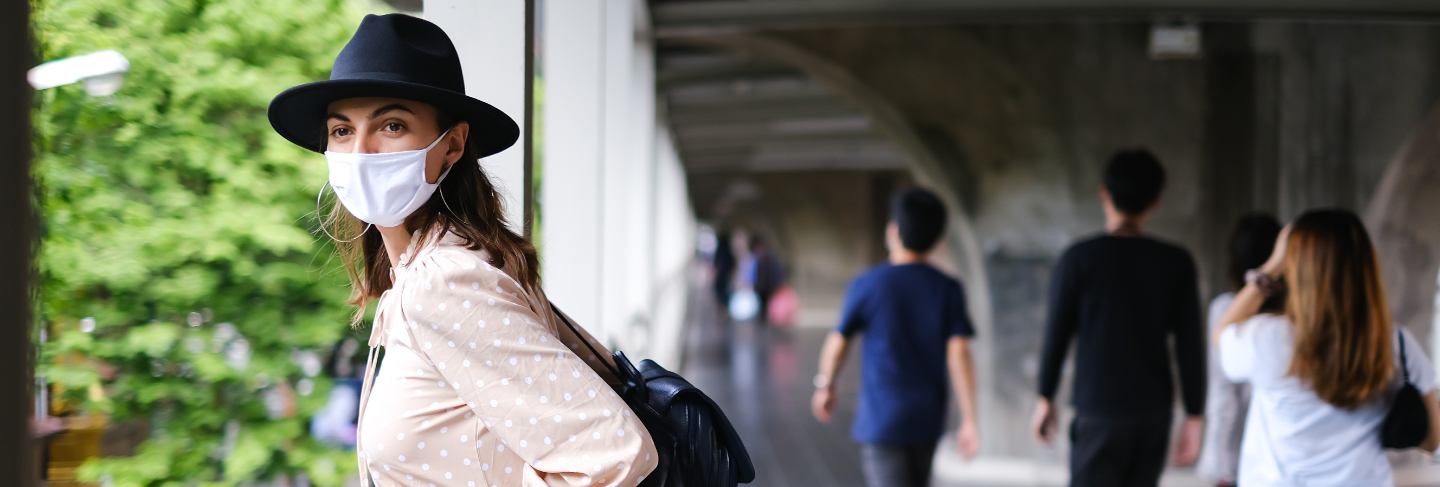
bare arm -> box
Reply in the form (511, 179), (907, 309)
(817, 331), (851, 388)
(1216, 226), (1289, 346)
(811, 332), (852, 423)
(947, 337), (978, 425)
(1214, 283), (1269, 346)
(948, 336), (980, 458)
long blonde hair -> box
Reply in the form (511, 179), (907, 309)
(1283, 209), (1393, 409)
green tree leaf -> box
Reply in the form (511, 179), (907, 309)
(34, 0), (376, 484)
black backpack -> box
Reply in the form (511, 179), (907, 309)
(1381, 330), (1430, 449)
(552, 305), (756, 486)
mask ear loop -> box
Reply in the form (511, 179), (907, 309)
(316, 181), (371, 243)
(435, 162), (473, 228)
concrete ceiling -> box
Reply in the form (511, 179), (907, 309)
(658, 45), (909, 175)
(649, 0), (1440, 206)
(651, 0), (1440, 37)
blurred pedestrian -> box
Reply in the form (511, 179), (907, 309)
(1196, 213), (1281, 486)
(745, 236), (785, 323)
(1216, 209), (1440, 485)
(1033, 148), (1206, 487)
(811, 187), (980, 487)
(712, 229), (737, 315)
(310, 337), (364, 448)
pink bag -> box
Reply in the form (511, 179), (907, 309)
(766, 286), (799, 327)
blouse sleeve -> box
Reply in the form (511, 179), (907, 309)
(1218, 317), (1257, 383)
(396, 248), (658, 486)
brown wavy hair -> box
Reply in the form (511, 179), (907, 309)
(1283, 209), (1393, 409)
(319, 113), (549, 326)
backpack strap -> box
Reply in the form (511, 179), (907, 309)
(548, 300), (623, 380)
(1398, 328), (1411, 385)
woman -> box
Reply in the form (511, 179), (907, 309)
(1216, 209), (1440, 486)
(1196, 214), (1281, 486)
(268, 14), (657, 486)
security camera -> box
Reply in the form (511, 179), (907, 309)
(28, 50), (130, 96)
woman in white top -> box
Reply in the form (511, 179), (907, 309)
(1215, 209), (1440, 486)
(268, 14), (657, 486)
(1197, 214), (1281, 486)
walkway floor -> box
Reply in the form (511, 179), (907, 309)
(679, 308), (872, 486)
(676, 282), (999, 487)
(675, 288), (1201, 487)
(676, 295), (1440, 487)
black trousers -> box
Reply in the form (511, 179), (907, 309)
(860, 442), (938, 487)
(1069, 414), (1172, 487)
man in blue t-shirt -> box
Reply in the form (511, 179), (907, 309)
(811, 188), (980, 487)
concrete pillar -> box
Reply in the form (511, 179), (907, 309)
(616, 0), (662, 353)
(650, 125), (697, 366)
(1366, 100), (1440, 367)
(541, 1), (606, 332)
(541, 0), (694, 359)
(424, 0), (533, 235)
(598, 0), (637, 345)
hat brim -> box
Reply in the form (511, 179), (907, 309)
(268, 78), (519, 157)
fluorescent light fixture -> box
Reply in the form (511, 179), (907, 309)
(1149, 23), (1202, 60)
(28, 50), (130, 95)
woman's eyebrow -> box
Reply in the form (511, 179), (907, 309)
(370, 103), (414, 118)
(326, 104), (413, 124)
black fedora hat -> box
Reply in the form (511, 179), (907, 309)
(268, 13), (518, 157)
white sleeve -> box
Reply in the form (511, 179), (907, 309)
(1218, 320), (1256, 383)
(1400, 327), (1435, 394)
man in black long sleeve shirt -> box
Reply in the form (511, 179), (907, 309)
(1033, 149), (1206, 487)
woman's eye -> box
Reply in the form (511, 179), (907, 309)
(330, 127), (351, 138)
(383, 122), (404, 133)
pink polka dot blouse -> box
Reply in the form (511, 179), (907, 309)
(356, 230), (658, 486)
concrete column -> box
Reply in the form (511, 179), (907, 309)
(541, 0), (694, 358)
(595, 0), (637, 345)
(540, 1), (606, 330)
(1366, 100), (1440, 365)
(619, 0), (659, 352)
(424, 0), (533, 235)
(650, 124), (698, 366)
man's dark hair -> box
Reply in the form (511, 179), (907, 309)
(1102, 148), (1166, 215)
(890, 188), (947, 253)
(1227, 213), (1281, 290)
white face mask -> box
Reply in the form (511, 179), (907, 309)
(325, 130), (451, 228)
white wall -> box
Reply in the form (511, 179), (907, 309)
(426, 0), (696, 365)
(541, 0), (696, 366)
(424, 0), (529, 234)
(649, 124), (697, 366)
(539, 0), (604, 332)
(597, 0), (636, 350)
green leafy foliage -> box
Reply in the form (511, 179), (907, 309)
(33, 0), (377, 484)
